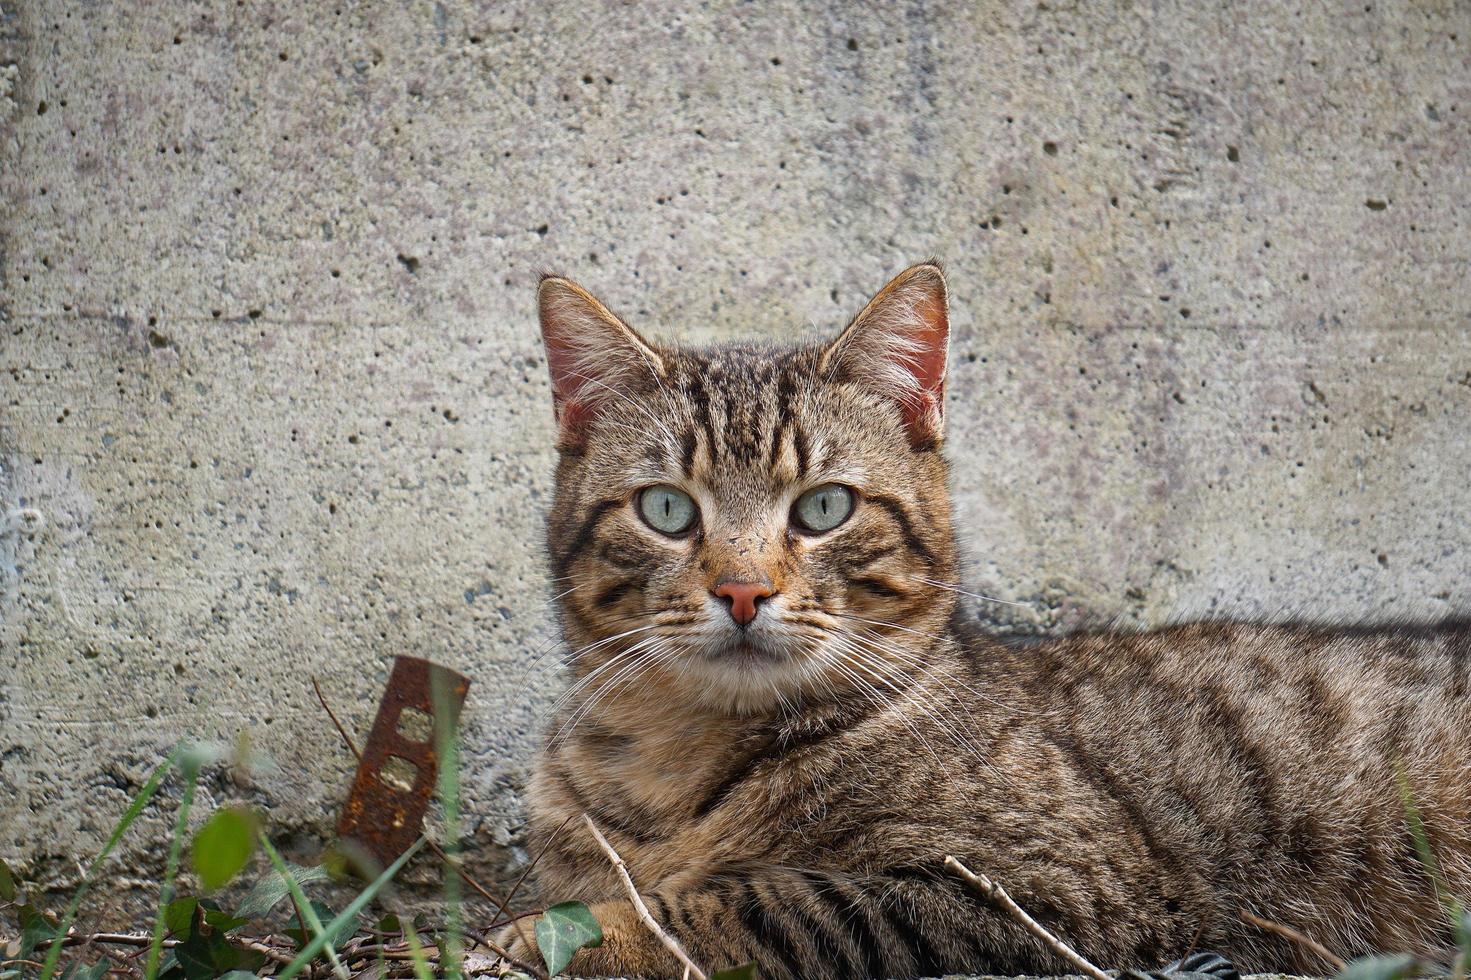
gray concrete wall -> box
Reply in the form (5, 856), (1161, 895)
(2, 0), (1469, 912)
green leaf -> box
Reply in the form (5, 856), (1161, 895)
(217, 973), (262, 980)
(61, 959), (111, 980)
(153, 950), (178, 980)
(535, 901), (603, 976)
(175, 929), (238, 980)
(164, 896), (199, 939)
(200, 905), (248, 933)
(234, 863), (331, 919)
(0, 857), (16, 902)
(19, 903), (60, 960)
(712, 963), (759, 980)
(275, 836), (428, 980)
(1337, 953), (1423, 980)
(191, 807), (257, 891)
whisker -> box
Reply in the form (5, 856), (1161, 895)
(907, 576), (1029, 607)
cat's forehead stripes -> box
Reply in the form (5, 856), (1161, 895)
(664, 345), (820, 481)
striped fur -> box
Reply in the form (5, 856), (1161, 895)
(505, 264), (1471, 978)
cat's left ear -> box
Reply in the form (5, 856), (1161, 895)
(820, 262), (949, 448)
(538, 275), (666, 447)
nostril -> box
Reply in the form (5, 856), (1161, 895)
(712, 580), (776, 627)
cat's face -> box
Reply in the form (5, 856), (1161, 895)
(539, 264), (958, 716)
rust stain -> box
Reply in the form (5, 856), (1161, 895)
(336, 656), (470, 867)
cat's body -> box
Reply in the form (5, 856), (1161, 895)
(507, 265), (1470, 978)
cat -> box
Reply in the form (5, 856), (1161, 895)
(501, 262), (1471, 979)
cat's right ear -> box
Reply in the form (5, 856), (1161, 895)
(537, 275), (666, 446)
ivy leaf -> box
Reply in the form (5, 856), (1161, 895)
(235, 863), (330, 919)
(191, 807), (258, 891)
(198, 898), (247, 933)
(0, 857), (16, 902)
(284, 899), (351, 949)
(18, 903), (59, 959)
(175, 927), (246, 980)
(535, 901), (603, 976)
(1337, 953), (1423, 980)
(164, 896), (199, 940)
(712, 964), (759, 980)
(60, 960), (110, 980)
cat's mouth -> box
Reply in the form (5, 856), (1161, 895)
(697, 634), (787, 664)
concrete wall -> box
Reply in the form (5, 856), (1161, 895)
(3, 0), (1468, 912)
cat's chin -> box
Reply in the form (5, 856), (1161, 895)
(675, 636), (833, 715)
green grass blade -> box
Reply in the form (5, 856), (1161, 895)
(144, 755), (200, 980)
(257, 834), (348, 980)
(432, 674), (463, 980)
(1396, 768), (1463, 925)
(275, 836), (427, 980)
(400, 918), (435, 980)
(40, 746), (181, 980)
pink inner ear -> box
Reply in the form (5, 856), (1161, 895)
(542, 329), (587, 427)
(900, 290), (949, 443)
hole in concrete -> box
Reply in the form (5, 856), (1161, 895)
(1042, 140), (1058, 156)
(397, 254), (421, 273)
(847, 38), (858, 50)
(397, 707), (433, 744)
(1365, 198), (1387, 210)
(379, 756), (418, 793)
(1227, 145), (1239, 162)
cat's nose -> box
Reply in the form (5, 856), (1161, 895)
(712, 579), (775, 627)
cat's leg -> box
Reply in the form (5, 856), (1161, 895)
(499, 868), (1136, 979)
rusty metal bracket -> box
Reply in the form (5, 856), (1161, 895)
(337, 655), (470, 867)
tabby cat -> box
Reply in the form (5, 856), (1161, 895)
(502, 263), (1470, 979)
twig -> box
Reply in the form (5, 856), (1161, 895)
(1239, 909), (1346, 972)
(28, 932), (296, 967)
(485, 812), (577, 930)
(582, 813), (708, 980)
(311, 676), (547, 980)
(943, 855), (1110, 980)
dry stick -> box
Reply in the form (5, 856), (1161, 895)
(581, 814), (709, 980)
(309, 676), (549, 980)
(1239, 909), (1346, 973)
(944, 855), (1110, 980)
(28, 932), (297, 967)
(487, 812), (578, 928)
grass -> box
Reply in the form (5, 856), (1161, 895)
(0, 711), (572, 980)
(13, 699), (1464, 980)
(38, 747), (181, 980)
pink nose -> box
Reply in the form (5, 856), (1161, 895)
(713, 580), (775, 626)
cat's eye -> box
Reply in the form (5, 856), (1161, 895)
(792, 484), (854, 534)
(637, 485), (698, 536)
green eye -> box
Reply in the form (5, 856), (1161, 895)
(792, 484), (854, 533)
(638, 485), (698, 535)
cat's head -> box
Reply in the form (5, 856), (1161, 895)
(539, 263), (958, 716)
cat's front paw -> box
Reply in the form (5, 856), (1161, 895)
(1121, 950), (1241, 980)
(492, 915), (543, 972)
